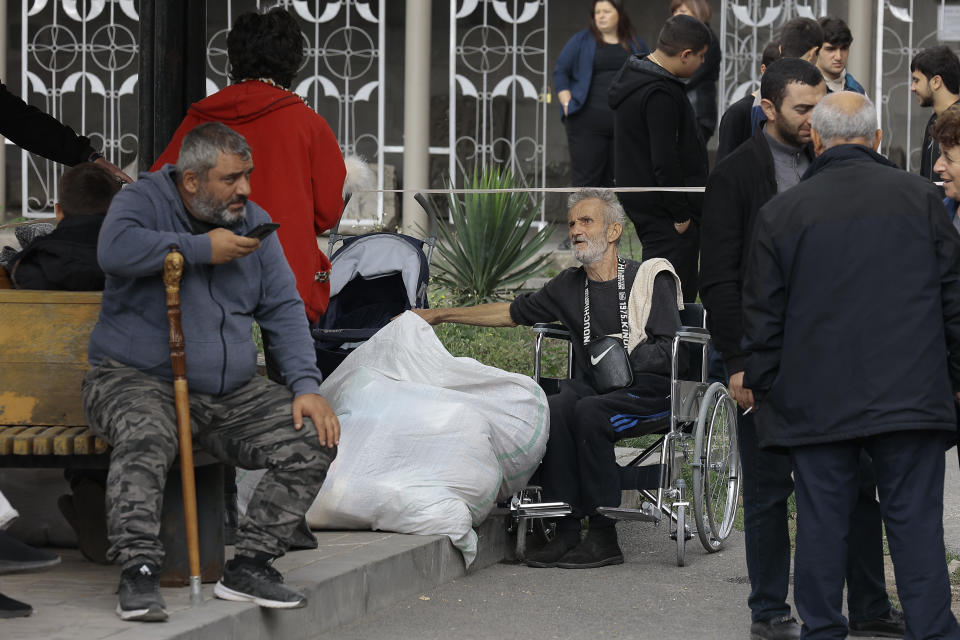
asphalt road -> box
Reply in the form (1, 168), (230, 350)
(317, 452), (960, 640)
(316, 519), (757, 640)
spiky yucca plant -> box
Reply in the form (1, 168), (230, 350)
(431, 167), (553, 305)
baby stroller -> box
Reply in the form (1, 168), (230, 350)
(313, 200), (435, 377)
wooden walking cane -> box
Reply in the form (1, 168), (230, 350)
(163, 246), (203, 606)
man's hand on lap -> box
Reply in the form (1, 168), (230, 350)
(293, 393), (340, 449)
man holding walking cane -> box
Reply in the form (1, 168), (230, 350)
(82, 122), (339, 622)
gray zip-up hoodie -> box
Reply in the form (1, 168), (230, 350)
(88, 165), (322, 397)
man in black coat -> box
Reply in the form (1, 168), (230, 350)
(743, 90), (960, 640)
(610, 14), (709, 302)
(702, 59), (903, 640)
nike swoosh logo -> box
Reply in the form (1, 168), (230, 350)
(590, 344), (616, 366)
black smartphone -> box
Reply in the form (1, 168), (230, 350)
(245, 222), (280, 240)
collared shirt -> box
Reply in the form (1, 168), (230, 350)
(824, 69), (846, 94)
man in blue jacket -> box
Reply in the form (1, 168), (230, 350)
(82, 122), (340, 622)
(743, 91), (960, 640)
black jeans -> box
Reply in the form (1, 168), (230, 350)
(629, 212), (700, 303)
(541, 375), (670, 525)
(791, 431), (959, 640)
(564, 106), (615, 188)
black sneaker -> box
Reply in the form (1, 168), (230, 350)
(555, 527), (624, 569)
(116, 563), (167, 622)
(214, 557), (306, 609)
(524, 529), (581, 568)
(0, 592), (32, 618)
(0, 531), (61, 575)
(750, 615), (801, 640)
(849, 607), (905, 638)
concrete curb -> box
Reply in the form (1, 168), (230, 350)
(1, 517), (511, 640)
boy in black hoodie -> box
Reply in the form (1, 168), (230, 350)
(8, 163), (120, 290)
(610, 14), (709, 302)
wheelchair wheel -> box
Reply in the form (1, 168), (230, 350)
(692, 382), (741, 553)
(675, 503), (686, 567)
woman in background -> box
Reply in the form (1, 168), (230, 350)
(671, 0), (721, 142)
(554, 1), (646, 188)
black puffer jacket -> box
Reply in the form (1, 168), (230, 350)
(609, 56), (707, 224)
(10, 215), (104, 290)
(742, 144), (960, 449)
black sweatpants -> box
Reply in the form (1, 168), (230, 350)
(630, 212), (700, 302)
(542, 375), (670, 528)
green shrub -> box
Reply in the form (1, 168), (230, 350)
(429, 167), (553, 305)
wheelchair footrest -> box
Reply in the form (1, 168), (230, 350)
(596, 506), (661, 523)
(516, 502), (572, 519)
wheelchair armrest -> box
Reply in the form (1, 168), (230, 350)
(676, 326), (710, 344)
(532, 323), (571, 341)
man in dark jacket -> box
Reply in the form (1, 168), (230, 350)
(702, 59), (903, 640)
(743, 91), (960, 640)
(716, 18), (823, 163)
(8, 163), (119, 290)
(910, 46), (960, 180)
(610, 14), (709, 302)
(716, 40), (782, 163)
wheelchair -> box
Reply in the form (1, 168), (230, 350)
(506, 303), (741, 567)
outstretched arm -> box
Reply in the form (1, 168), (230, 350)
(412, 302), (516, 327)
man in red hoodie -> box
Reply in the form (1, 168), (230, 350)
(151, 8), (345, 333)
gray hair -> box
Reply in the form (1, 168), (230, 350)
(176, 122), (252, 179)
(810, 93), (878, 145)
(567, 188), (626, 227)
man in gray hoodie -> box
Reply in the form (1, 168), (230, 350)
(82, 122), (339, 622)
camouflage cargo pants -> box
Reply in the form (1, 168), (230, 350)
(81, 358), (336, 570)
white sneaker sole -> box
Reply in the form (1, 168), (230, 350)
(116, 603), (168, 622)
(213, 581), (306, 609)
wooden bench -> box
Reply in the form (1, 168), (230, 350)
(0, 287), (224, 585)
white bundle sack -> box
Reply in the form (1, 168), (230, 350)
(306, 311), (549, 566)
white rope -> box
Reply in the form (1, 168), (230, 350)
(351, 186), (706, 194)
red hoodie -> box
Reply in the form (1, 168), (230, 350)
(151, 80), (346, 323)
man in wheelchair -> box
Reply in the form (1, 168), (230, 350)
(413, 188), (683, 569)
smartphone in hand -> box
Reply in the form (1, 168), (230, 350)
(245, 222), (280, 240)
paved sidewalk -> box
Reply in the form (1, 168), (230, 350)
(0, 518), (509, 640)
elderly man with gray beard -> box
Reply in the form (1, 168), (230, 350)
(414, 188), (683, 570)
(742, 91), (960, 639)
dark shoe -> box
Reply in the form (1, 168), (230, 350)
(116, 563), (167, 622)
(555, 527), (624, 569)
(0, 592), (32, 618)
(214, 556), (306, 609)
(287, 517), (319, 551)
(849, 608), (905, 638)
(0, 531), (60, 575)
(524, 529), (581, 568)
(750, 615), (801, 640)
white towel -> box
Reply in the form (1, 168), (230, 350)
(626, 258), (684, 354)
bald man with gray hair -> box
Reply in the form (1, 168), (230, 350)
(741, 89), (960, 639)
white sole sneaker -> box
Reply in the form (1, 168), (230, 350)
(213, 581), (306, 609)
(116, 602), (168, 622)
